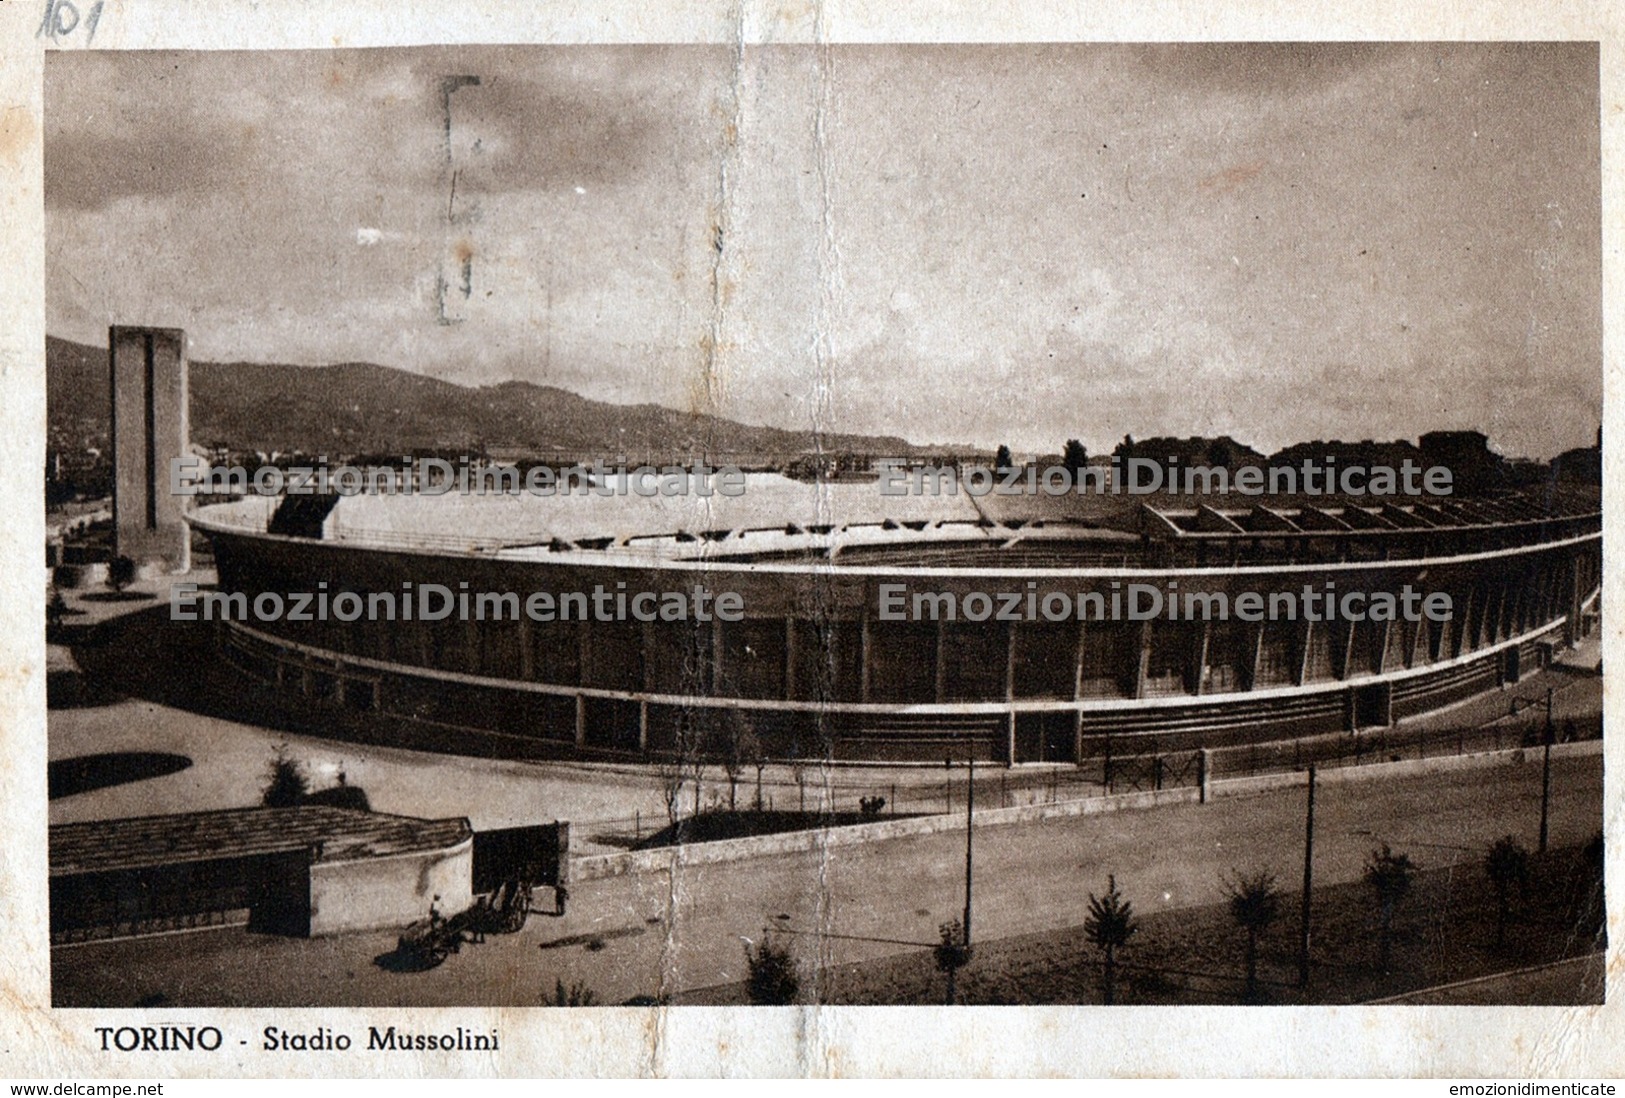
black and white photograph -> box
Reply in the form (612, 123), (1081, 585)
(4, 2), (1620, 1081)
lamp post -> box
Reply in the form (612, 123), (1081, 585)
(1511, 687), (1556, 852)
(964, 756), (975, 950)
(1297, 765), (1316, 989)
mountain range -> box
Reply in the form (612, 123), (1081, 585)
(46, 336), (931, 458)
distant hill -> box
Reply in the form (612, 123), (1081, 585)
(46, 335), (929, 459)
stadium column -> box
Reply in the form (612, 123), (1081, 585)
(1566, 555), (1583, 647)
(935, 618), (948, 702)
(1192, 619), (1211, 696)
(860, 611), (872, 702)
(1246, 622), (1264, 692)
(1004, 621), (1017, 701)
(783, 618), (798, 700)
(465, 616), (481, 675)
(1294, 620), (1313, 685)
(1073, 617), (1087, 762)
(712, 617), (724, 692)
(574, 694), (586, 749)
(1132, 619), (1152, 700)
(1373, 618), (1391, 675)
(1005, 623), (1019, 767)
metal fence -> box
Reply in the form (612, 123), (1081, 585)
(577, 710), (1601, 851)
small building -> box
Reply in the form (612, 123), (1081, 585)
(50, 806), (473, 943)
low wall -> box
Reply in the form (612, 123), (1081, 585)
(569, 739), (1603, 882)
(308, 837), (474, 936)
(1209, 738), (1602, 800)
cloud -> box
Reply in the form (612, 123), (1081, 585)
(42, 44), (1602, 459)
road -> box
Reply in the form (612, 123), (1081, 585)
(53, 750), (1602, 1006)
(1370, 954), (1606, 1005)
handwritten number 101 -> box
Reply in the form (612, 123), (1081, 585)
(37, 0), (105, 44)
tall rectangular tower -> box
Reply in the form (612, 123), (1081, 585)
(109, 326), (190, 573)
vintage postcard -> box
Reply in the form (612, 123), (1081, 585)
(1, 0), (1620, 1080)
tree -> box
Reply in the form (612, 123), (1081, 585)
(1572, 830), (1605, 947)
(261, 742), (310, 808)
(1084, 874), (1138, 1004)
(46, 586), (68, 630)
(1484, 835), (1530, 951)
(1363, 844), (1417, 972)
(105, 555), (137, 594)
(744, 936), (800, 1005)
(543, 978), (598, 1006)
(720, 711), (762, 812)
(994, 444), (1014, 471)
(934, 918), (973, 1005)
(658, 751), (685, 831)
(1224, 870), (1282, 1000)
(1062, 439), (1088, 473)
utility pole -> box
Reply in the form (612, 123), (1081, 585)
(964, 756), (975, 949)
(1539, 686), (1553, 853)
(1298, 765), (1316, 988)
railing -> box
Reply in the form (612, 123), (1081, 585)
(574, 711), (1601, 853)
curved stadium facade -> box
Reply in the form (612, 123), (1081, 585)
(190, 480), (1602, 764)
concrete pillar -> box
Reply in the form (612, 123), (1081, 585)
(1193, 619), (1211, 696)
(574, 694), (586, 748)
(935, 618), (948, 703)
(711, 617), (725, 692)
(518, 617), (534, 680)
(783, 617), (798, 700)
(1005, 621), (1018, 702)
(1133, 619), (1152, 700)
(1246, 622), (1264, 692)
(1073, 618), (1087, 700)
(859, 612), (872, 702)
(1566, 557), (1583, 647)
(109, 326), (190, 573)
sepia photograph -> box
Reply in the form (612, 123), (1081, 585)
(6, 7), (1618, 1079)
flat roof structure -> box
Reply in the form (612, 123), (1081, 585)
(50, 806), (472, 876)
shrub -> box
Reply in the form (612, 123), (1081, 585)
(933, 918), (973, 1005)
(105, 555), (137, 593)
(1223, 869), (1282, 1000)
(1085, 875), (1138, 1005)
(543, 979), (598, 1006)
(745, 937), (800, 1005)
(261, 743), (310, 808)
(1363, 844), (1417, 972)
(47, 587), (68, 629)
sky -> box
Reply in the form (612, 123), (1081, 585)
(45, 43), (1601, 459)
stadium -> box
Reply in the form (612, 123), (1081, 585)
(186, 474), (1602, 765)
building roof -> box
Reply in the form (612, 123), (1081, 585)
(50, 806), (472, 877)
